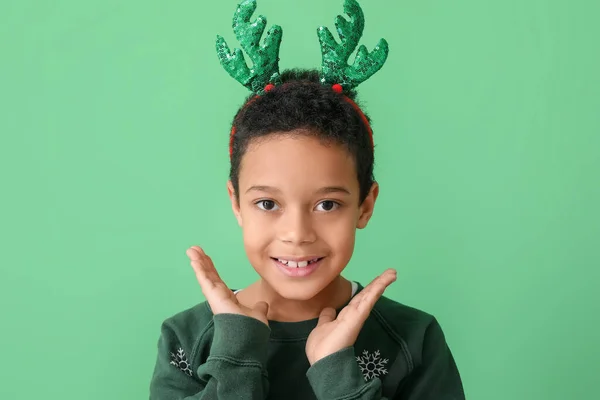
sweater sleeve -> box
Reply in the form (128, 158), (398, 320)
(394, 318), (465, 400)
(306, 319), (465, 400)
(306, 346), (386, 400)
(149, 313), (271, 399)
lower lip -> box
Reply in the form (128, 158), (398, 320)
(273, 258), (324, 277)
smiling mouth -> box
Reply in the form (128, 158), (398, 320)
(270, 257), (325, 268)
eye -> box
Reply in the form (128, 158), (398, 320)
(255, 200), (279, 211)
(315, 200), (340, 212)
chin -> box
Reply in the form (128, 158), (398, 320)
(262, 270), (339, 301)
(271, 283), (323, 301)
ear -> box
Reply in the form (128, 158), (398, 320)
(227, 180), (243, 226)
(357, 182), (379, 229)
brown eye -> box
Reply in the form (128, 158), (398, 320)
(256, 200), (278, 211)
(316, 200), (339, 212)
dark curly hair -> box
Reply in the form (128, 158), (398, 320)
(229, 68), (375, 204)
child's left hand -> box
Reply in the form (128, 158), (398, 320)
(305, 269), (397, 365)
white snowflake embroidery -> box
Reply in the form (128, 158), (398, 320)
(170, 347), (193, 376)
(356, 349), (389, 380)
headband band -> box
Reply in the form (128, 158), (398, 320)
(228, 87), (374, 159)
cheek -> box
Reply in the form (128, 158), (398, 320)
(240, 209), (272, 254)
(316, 212), (358, 252)
(329, 223), (356, 253)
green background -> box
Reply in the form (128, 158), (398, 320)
(1, 0), (598, 398)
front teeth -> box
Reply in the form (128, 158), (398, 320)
(278, 259), (319, 268)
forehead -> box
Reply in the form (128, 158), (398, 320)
(238, 133), (358, 194)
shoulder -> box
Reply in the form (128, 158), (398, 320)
(157, 301), (216, 367)
(161, 301), (214, 335)
(370, 295), (448, 366)
(372, 295), (435, 337)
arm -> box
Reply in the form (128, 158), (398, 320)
(149, 313), (270, 399)
(306, 319), (465, 400)
(148, 246), (274, 399)
(304, 270), (398, 400)
(307, 346), (387, 399)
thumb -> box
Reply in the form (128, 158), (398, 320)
(317, 307), (337, 326)
(252, 301), (269, 317)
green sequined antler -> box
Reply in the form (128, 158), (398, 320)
(318, 0), (389, 91)
(216, 0), (282, 94)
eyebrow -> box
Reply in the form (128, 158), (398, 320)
(245, 185), (351, 195)
(316, 186), (352, 195)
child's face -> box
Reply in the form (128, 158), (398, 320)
(228, 131), (378, 300)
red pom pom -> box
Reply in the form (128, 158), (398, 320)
(264, 83), (275, 92)
(332, 84), (343, 93)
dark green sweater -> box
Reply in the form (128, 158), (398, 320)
(149, 282), (465, 399)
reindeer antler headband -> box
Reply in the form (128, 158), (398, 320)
(216, 0), (389, 156)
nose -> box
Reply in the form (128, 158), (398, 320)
(278, 207), (317, 245)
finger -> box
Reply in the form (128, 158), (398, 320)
(187, 245), (202, 256)
(346, 269), (396, 313)
(187, 247), (211, 278)
(317, 307), (337, 326)
(355, 269), (396, 309)
(187, 247), (220, 278)
(360, 269), (396, 298)
(186, 247), (223, 290)
(187, 246), (211, 265)
(335, 270), (396, 327)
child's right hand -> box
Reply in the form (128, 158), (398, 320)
(186, 246), (270, 326)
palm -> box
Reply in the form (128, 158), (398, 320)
(306, 318), (353, 365)
(306, 269), (397, 365)
(186, 246), (269, 326)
